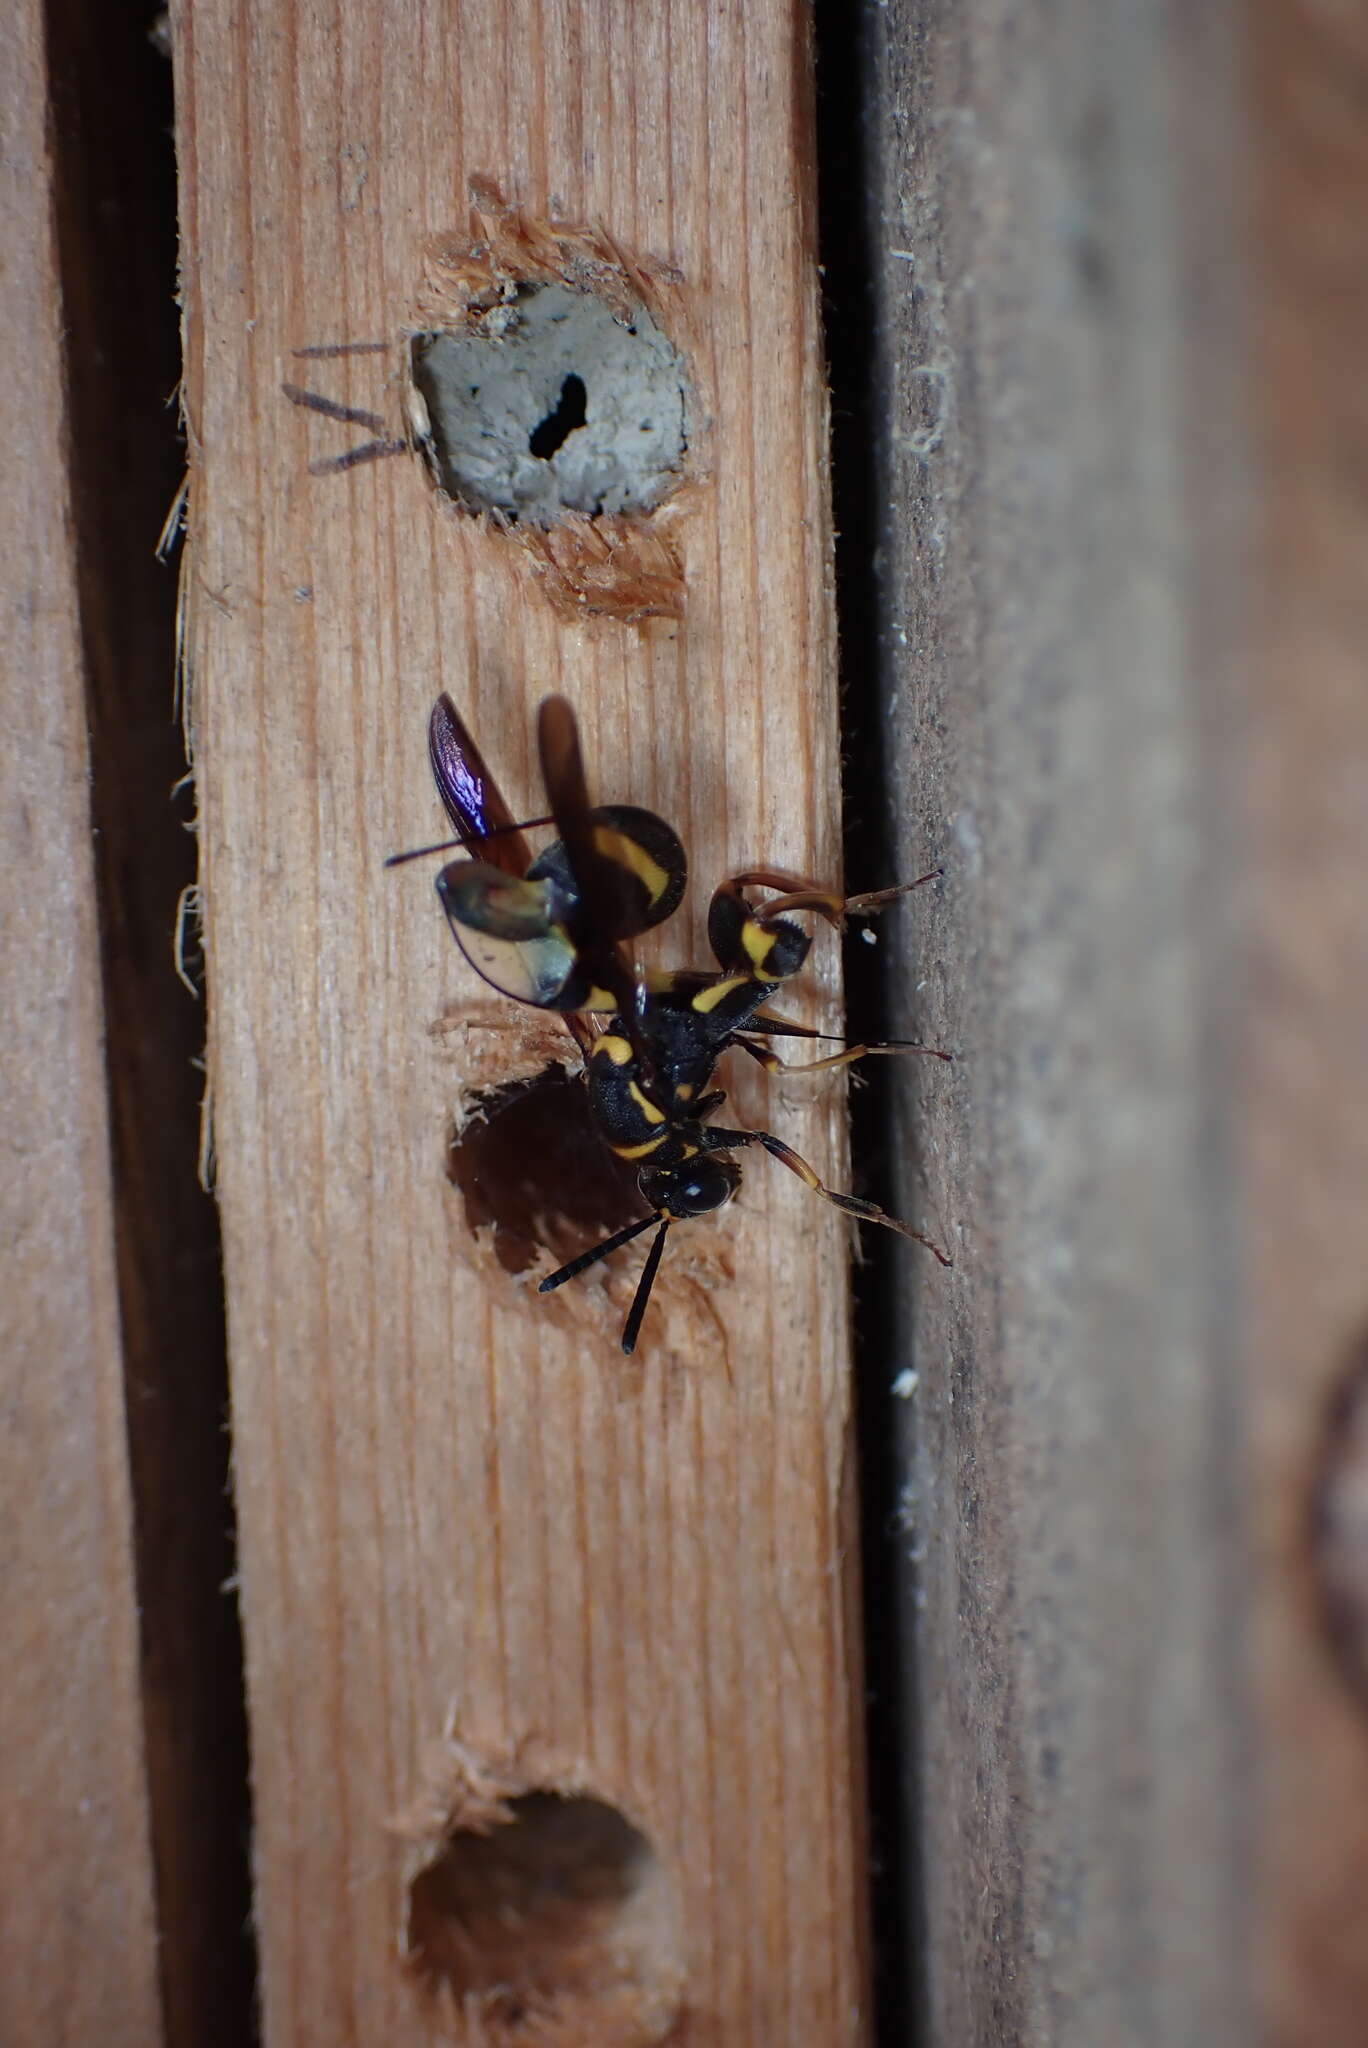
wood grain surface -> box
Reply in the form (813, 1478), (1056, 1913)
(0, 3), (164, 2040)
(173, 1), (877, 2040)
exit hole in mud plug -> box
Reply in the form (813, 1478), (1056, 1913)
(400, 1753), (685, 2046)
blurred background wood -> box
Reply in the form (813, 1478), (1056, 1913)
(1250, 2), (1368, 2041)
(174, 0), (871, 2040)
(0, 2), (165, 2039)
(859, 0), (1368, 2042)
(860, 2), (1252, 2042)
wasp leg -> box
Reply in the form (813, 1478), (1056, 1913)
(842, 869), (942, 914)
(705, 1125), (953, 1266)
(731, 1035), (950, 1076)
(687, 1089), (728, 1118)
(734, 1011), (953, 1070)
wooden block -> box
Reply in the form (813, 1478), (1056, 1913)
(174, 1), (874, 2039)
(0, 4), (164, 2039)
(866, 4), (1252, 2042)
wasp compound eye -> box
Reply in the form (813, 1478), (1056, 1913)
(760, 919), (810, 979)
(640, 1157), (741, 1220)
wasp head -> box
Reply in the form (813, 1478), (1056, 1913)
(638, 1155), (742, 1219)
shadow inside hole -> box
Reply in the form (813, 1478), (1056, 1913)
(405, 1792), (684, 2044)
(448, 1064), (643, 1275)
(529, 373), (588, 459)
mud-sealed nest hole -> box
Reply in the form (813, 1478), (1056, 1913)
(448, 1064), (643, 1275)
(412, 284), (688, 524)
(405, 185), (697, 621)
(398, 1738), (685, 2046)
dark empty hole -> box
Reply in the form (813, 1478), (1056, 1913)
(406, 1792), (682, 2041)
(448, 1064), (642, 1274)
(528, 373), (588, 460)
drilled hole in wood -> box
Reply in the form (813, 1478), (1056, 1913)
(447, 1064), (643, 1275)
(410, 283), (687, 523)
(405, 1792), (683, 2046)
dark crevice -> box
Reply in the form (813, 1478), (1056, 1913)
(41, 3), (257, 2043)
(815, 5), (924, 2044)
(528, 372), (589, 459)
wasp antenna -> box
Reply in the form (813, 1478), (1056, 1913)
(384, 815), (554, 870)
(539, 1211), (663, 1295)
(384, 836), (468, 870)
(621, 1216), (672, 1356)
(709, 1124), (954, 1266)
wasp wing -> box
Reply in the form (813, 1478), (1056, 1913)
(536, 699), (686, 938)
(537, 697), (642, 1002)
(435, 863), (583, 1011)
(431, 697), (593, 1057)
(428, 694), (533, 877)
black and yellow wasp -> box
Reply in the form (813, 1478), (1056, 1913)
(402, 694), (950, 1353)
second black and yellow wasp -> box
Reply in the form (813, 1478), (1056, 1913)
(399, 694), (950, 1353)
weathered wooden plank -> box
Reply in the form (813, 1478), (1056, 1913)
(0, 2), (164, 2040)
(866, 3), (1251, 2041)
(174, 0), (875, 2039)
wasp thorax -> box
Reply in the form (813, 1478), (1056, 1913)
(640, 1157), (741, 1220)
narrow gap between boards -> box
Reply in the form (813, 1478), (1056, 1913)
(40, 1), (258, 2041)
(814, 3), (927, 2043)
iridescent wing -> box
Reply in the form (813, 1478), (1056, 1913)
(428, 696), (593, 1056)
(428, 694), (534, 875)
